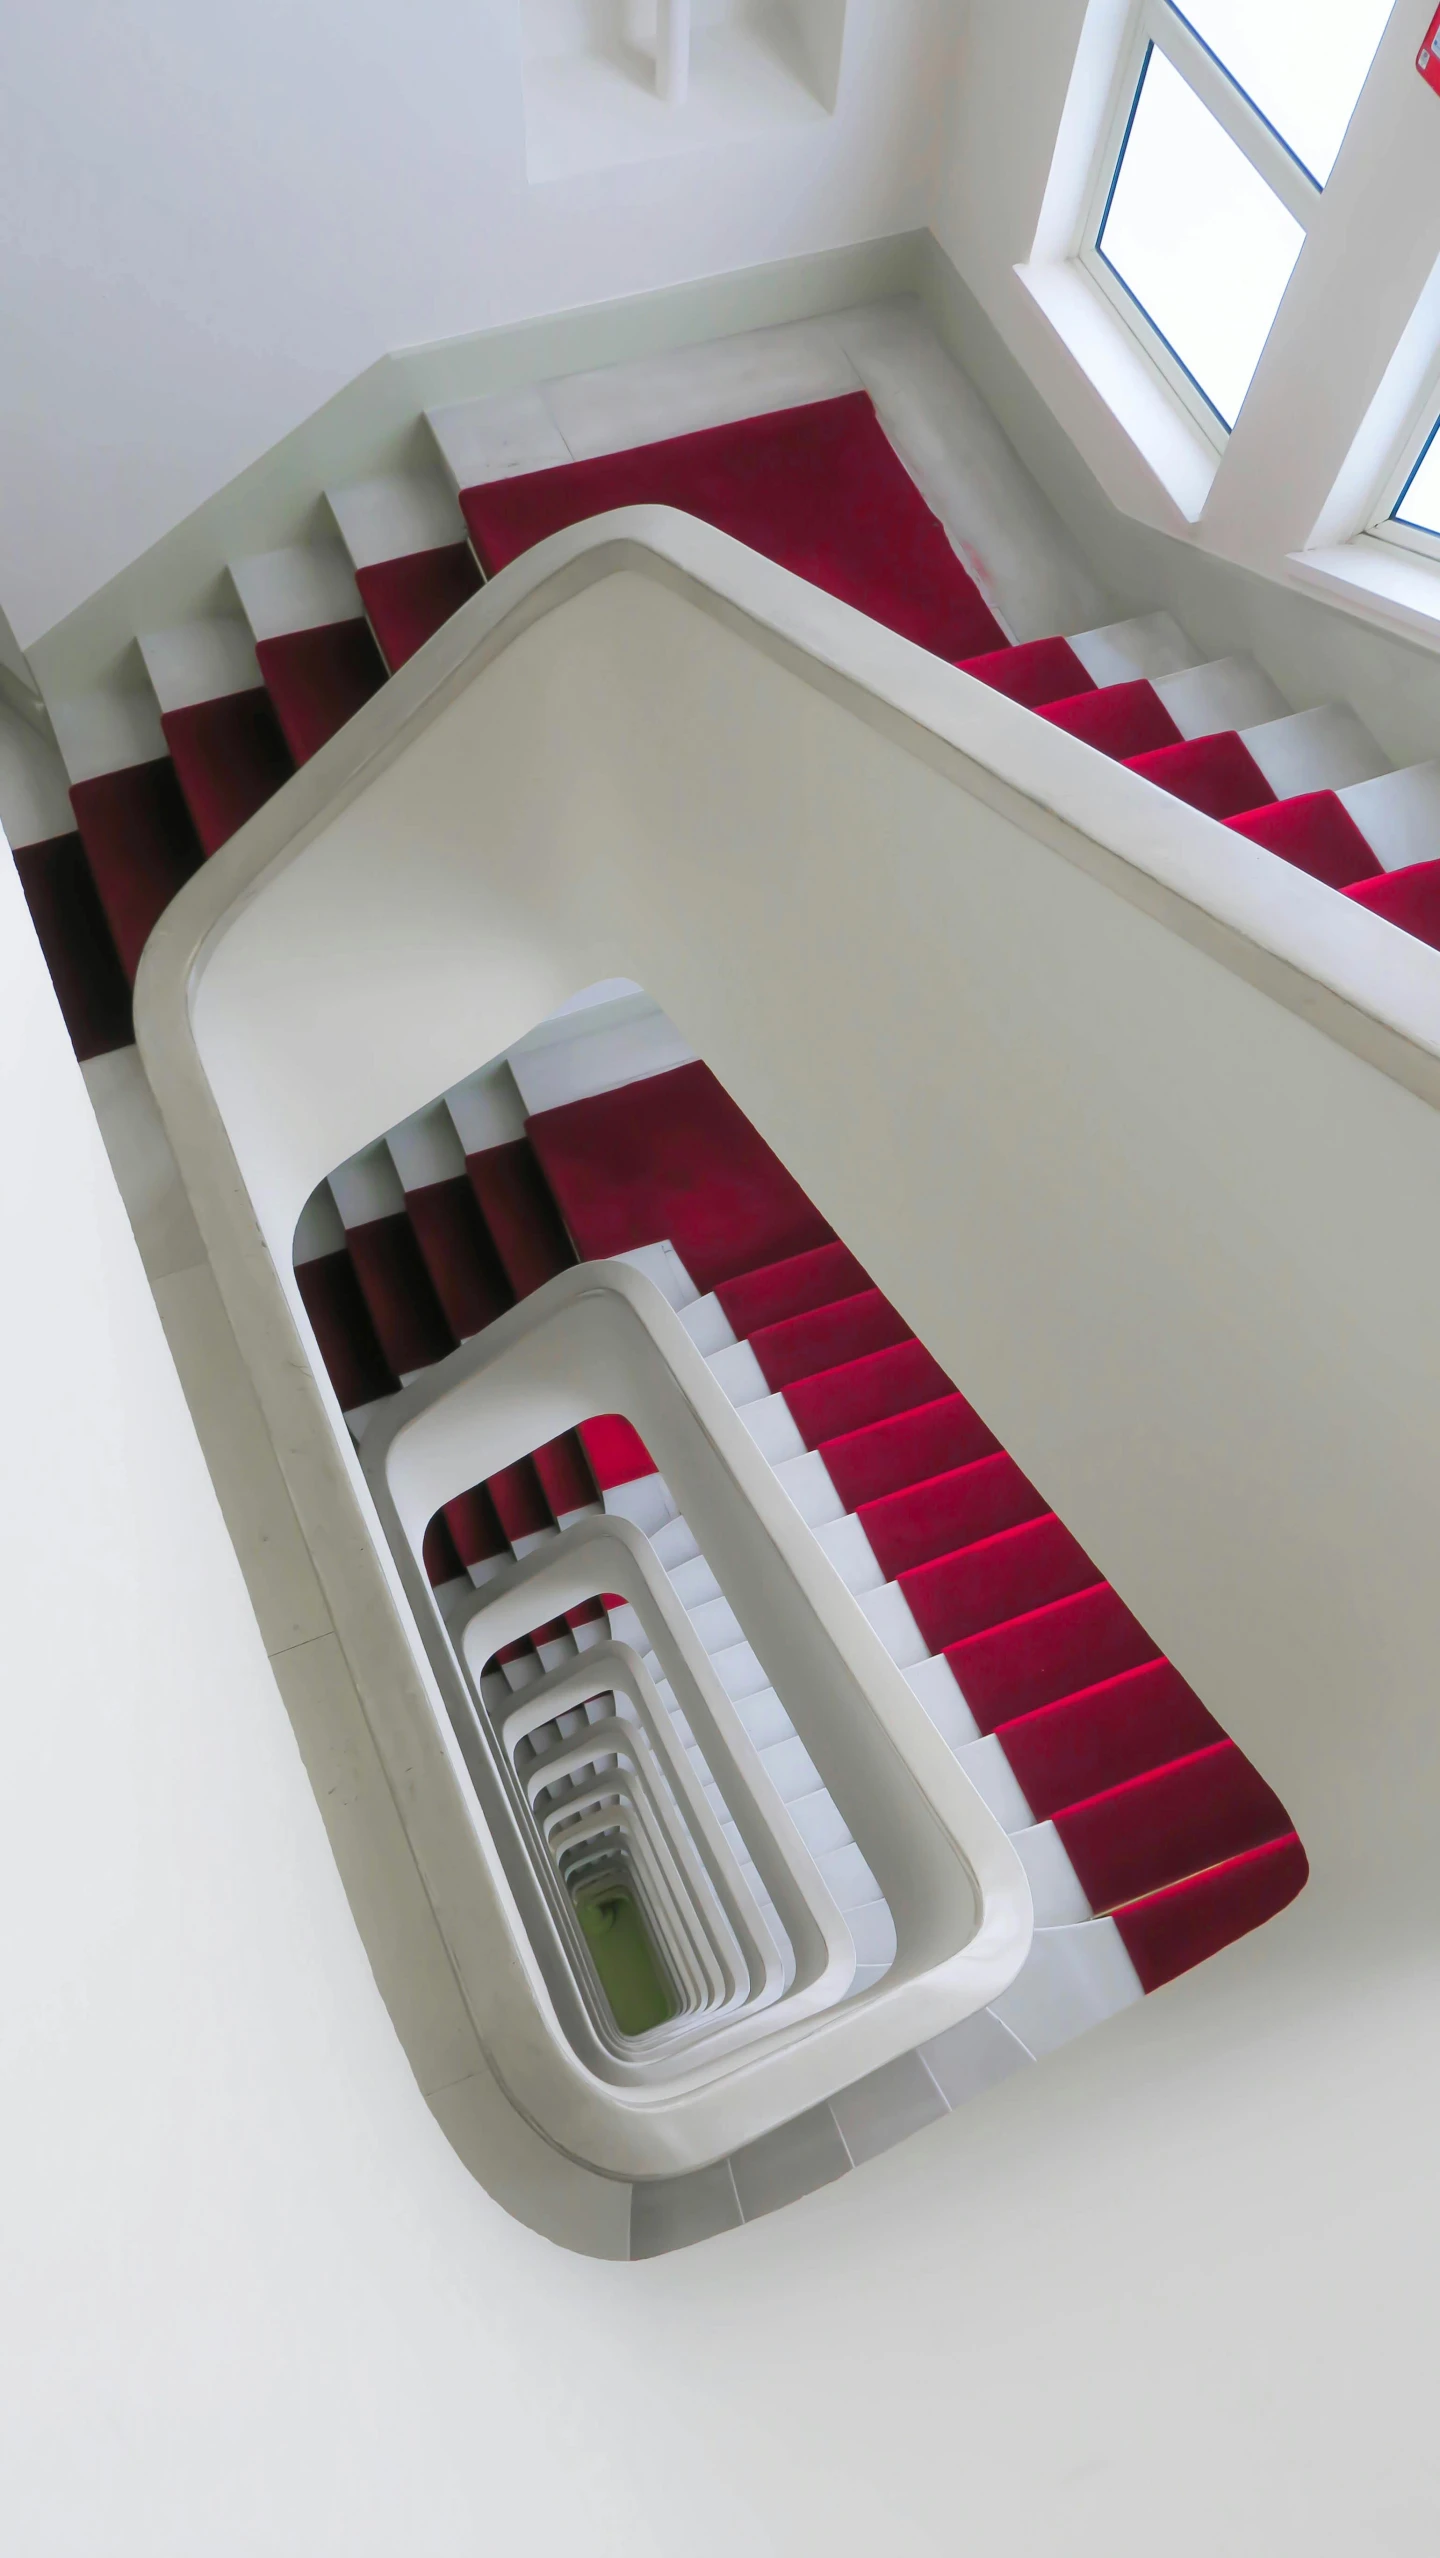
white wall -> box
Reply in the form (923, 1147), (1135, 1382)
(0, 0), (954, 647)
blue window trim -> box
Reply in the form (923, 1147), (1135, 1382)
(1166, 4), (1328, 193)
(1093, 40), (1235, 436)
(1391, 411), (1440, 537)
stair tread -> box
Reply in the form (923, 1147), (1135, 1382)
(356, 542), (483, 671)
(69, 756), (205, 980)
(11, 831), (133, 1059)
(461, 389), (1009, 663)
(255, 617), (387, 764)
(161, 690), (295, 855)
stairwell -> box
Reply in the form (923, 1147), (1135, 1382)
(9, 291), (1414, 2247)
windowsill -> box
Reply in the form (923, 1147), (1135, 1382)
(1288, 533), (1440, 654)
(1015, 257), (1221, 527)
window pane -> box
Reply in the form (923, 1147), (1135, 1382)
(1394, 425), (1440, 538)
(1097, 45), (1305, 431)
(1171, 0), (1394, 185)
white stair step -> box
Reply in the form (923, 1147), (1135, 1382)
(733, 1686), (796, 1754)
(385, 1100), (468, 1193)
(425, 388), (572, 495)
(905, 1653), (980, 1747)
(605, 1600), (647, 1654)
(1338, 762), (1440, 871)
(649, 1511), (699, 1569)
(685, 1592), (744, 1655)
(442, 1061), (527, 1154)
(816, 1840), (880, 1909)
(708, 1637), (771, 1703)
(786, 1785), (853, 1858)
(509, 1526), (557, 1562)
(667, 1551), (722, 1610)
(848, 1963), (889, 1997)
(847, 1901), (898, 1970)
(705, 1339), (770, 1406)
(812, 1511), (884, 1594)
(955, 1732), (1034, 1831)
(137, 618), (263, 714)
(679, 1293), (737, 1356)
(1152, 655), (1289, 739)
(229, 538), (365, 642)
(48, 682), (167, 786)
(500, 1651), (541, 1694)
(328, 1141), (406, 1228)
(602, 1474), (678, 1540)
(740, 1393), (807, 1464)
(541, 322), (857, 466)
(773, 1448), (845, 1528)
(1066, 611), (1198, 686)
(1012, 1822), (1092, 1927)
(918, 2008), (1033, 2106)
(987, 1918), (1143, 2058)
(1240, 703), (1389, 799)
(326, 469), (468, 572)
(758, 1734), (824, 1804)
(293, 1183), (347, 1266)
(856, 1580), (929, 1669)
(507, 1000), (698, 1118)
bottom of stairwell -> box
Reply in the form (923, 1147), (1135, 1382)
(579, 1893), (676, 2038)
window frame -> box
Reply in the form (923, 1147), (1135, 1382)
(1369, 400), (1440, 567)
(1077, 0), (1320, 453)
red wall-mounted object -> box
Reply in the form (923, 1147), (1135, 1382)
(1419, 9), (1440, 94)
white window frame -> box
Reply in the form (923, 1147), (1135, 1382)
(1369, 396), (1440, 566)
(1077, 2), (1320, 453)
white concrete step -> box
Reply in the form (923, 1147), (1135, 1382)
(1337, 761), (1440, 870)
(987, 1917), (1143, 2057)
(426, 388), (572, 496)
(955, 1731), (1034, 1830)
(506, 994), (698, 1118)
(1011, 1821), (1091, 1927)
(137, 617), (263, 714)
(1066, 611), (1199, 686)
(905, 1653), (980, 1748)
(812, 1510), (884, 1594)
(1241, 703), (1389, 799)
(739, 1391), (807, 1464)
(856, 1580), (929, 1669)
(1152, 654), (1289, 739)
(326, 468), (469, 574)
(679, 1292), (738, 1356)
(442, 1059), (527, 1154)
(328, 1140), (407, 1229)
(385, 1099), (468, 1194)
(229, 538), (366, 643)
(705, 1339), (770, 1405)
(773, 1447), (846, 1527)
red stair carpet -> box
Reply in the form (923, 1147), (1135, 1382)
(461, 391), (1010, 664)
(301, 1048), (1307, 2009)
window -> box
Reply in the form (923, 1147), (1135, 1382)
(1082, 1), (1393, 443)
(1377, 410), (1440, 562)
